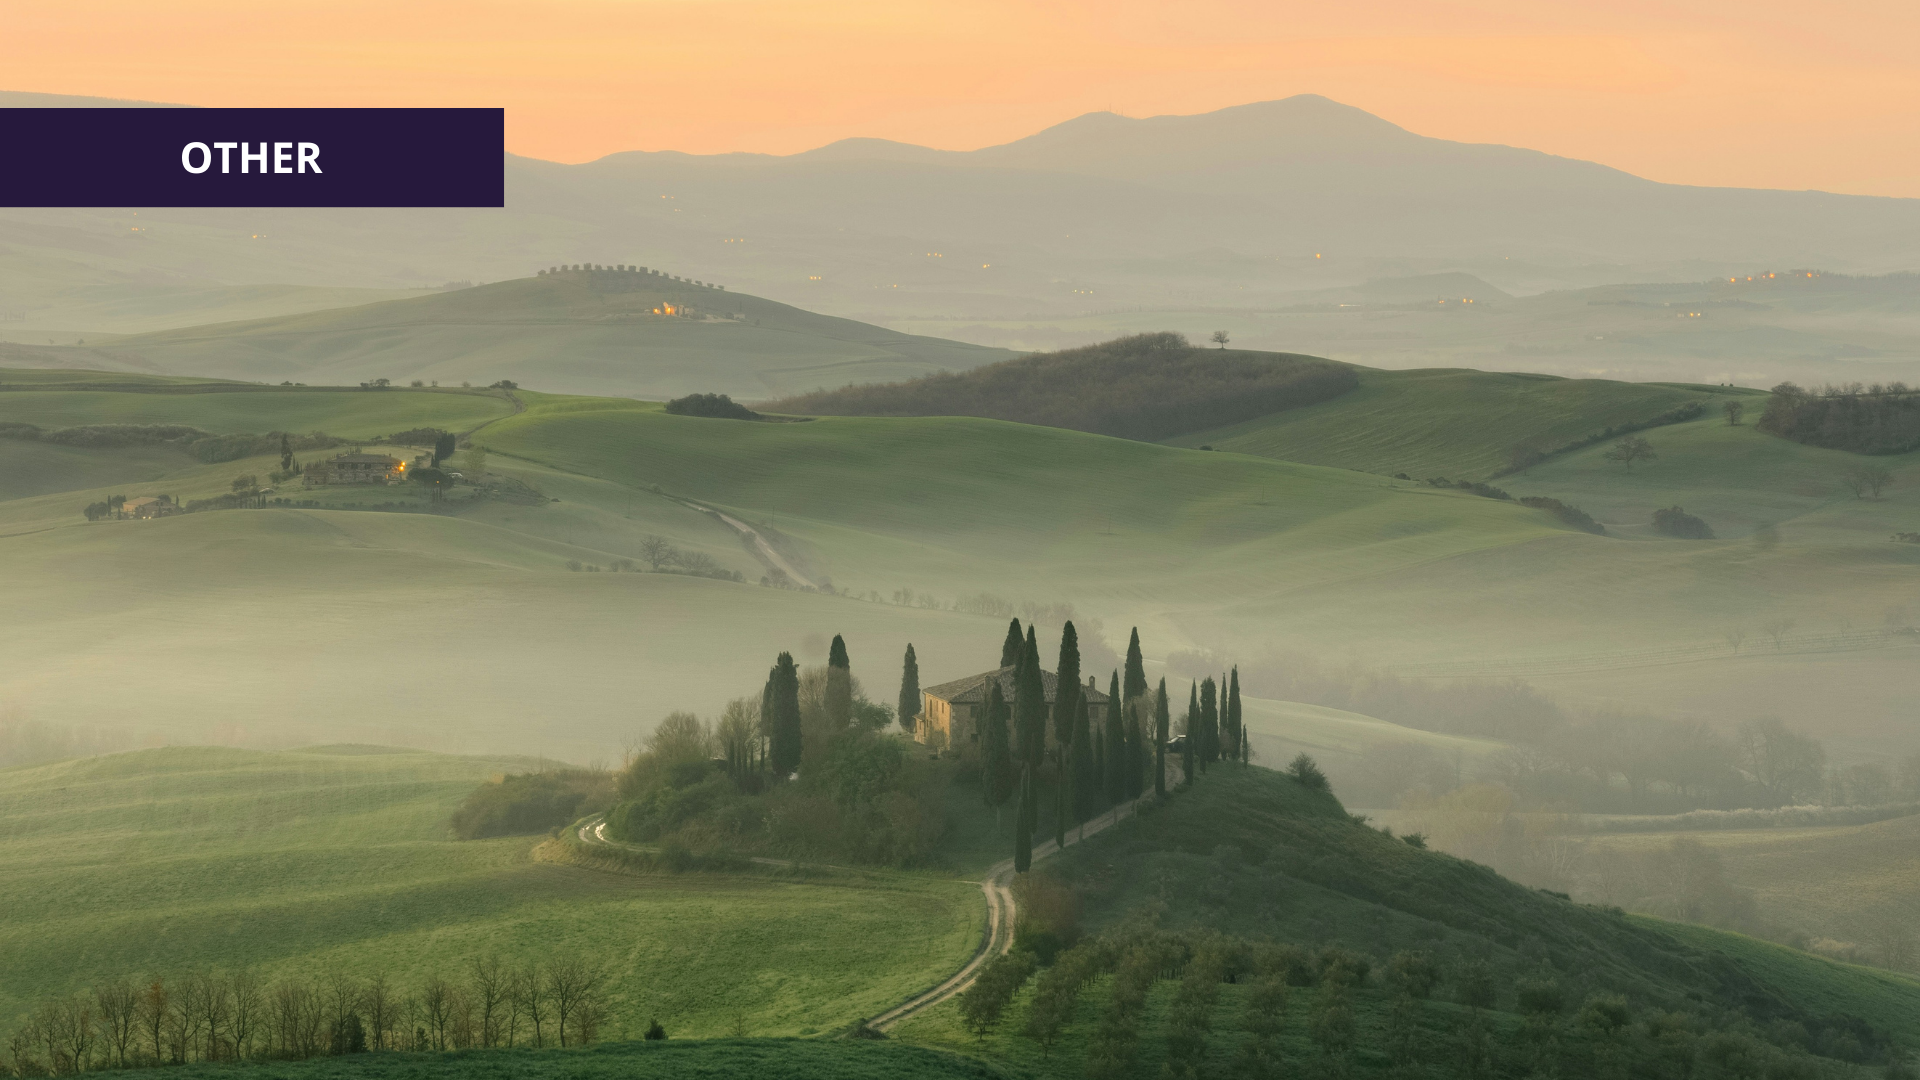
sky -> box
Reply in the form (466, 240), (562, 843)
(8, 0), (1920, 197)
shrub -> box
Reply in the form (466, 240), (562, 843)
(665, 393), (762, 420)
(1387, 951), (1440, 999)
(958, 951), (1036, 1037)
(1652, 506), (1714, 539)
(1286, 753), (1330, 791)
(449, 770), (611, 839)
(1520, 495), (1606, 534)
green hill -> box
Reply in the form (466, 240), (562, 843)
(0, 746), (982, 1037)
(767, 333), (1355, 441)
(894, 765), (1920, 1076)
(1166, 366), (1742, 479)
(16, 271), (1013, 400)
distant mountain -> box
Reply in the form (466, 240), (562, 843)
(4, 92), (1919, 343)
(14, 271), (1012, 399)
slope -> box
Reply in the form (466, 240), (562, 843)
(1167, 366), (1728, 478)
(12, 272), (1014, 400)
(0, 746), (982, 1037)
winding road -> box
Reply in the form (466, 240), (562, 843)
(574, 795), (1148, 1033)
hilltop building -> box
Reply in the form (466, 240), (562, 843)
(916, 666), (1110, 756)
(120, 496), (179, 519)
(305, 452), (405, 485)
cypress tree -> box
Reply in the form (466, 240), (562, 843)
(1104, 670), (1126, 805)
(1014, 764), (1033, 873)
(1125, 704), (1145, 800)
(1092, 717), (1106, 810)
(768, 652), (802, 778)
(1053, 622), (1081, 750)
(1069, 690), (1095, 834)
(981, 680), (1015, 825)
(1183, 682), (1199, 785)
(1199, 677), (1219, 770)
(897, 644), (921, 733)
(826, 634), (853, 732)
(1000, 618), (1024, 668)
(1154, 678), (1170, 798)
(1123, 628), (1147, 706)
(279, 432), (294, 472)
(1228, 667), (1244, 765)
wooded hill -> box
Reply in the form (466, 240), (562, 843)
(766, 333), (1357, 441)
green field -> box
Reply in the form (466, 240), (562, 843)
(0, 747), (983, 1038)
(1165, 365), (1734, 479)
(15, 275), (1014, 401)
(0, 385), (515, 440)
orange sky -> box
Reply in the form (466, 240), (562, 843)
(9, 0), (1920, 197)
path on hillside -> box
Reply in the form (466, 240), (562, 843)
(458, 389), (525, 440)
(670, 500), (820, 590)
(573, 793), (1149, 1034)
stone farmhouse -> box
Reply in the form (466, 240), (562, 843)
(304, 452), (413, 486)
(915, 666), (1110, 756)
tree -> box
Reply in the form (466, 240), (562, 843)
(1210, 330), (1230, 349)
(981, 681), (1015, 824)
(896, 644), (920, 733)
(279, 433), (294, 472)
(1015, 763), (1035, 873)
(1070, 692), (1096, 835)
(432, 432), (456, 465)
(1053, 621), (1082, 750)
(1154, 679), (1170, 797)
(1013, 631), (1045, 872)
(639, 534), (676, 571)
(1603, 435), (1657, 470)
(1198, 677), (1219, 770)
(1182, 683), (1198, 785)
(1000, 617), (1024, 668)
(825, 634), (853, 732)
(1738, 716), (1826, 806)
(1227, 668), (1245, 764)
(1123, 628), (1147, 705)
(1844, 462), (1894, 500)
(1724, 399), (1745, 425)
(767, 652), (802, 778)
(1104, 671), (1126, 805)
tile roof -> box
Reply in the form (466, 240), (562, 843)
(923, 665), (1110, 706)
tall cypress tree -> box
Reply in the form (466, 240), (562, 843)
(1000, 618), (1024, 668)
(1199, 677), (1219, 770)
(1154, 678), (1170, 797)
(1092, 717), (1106, 810)
(1013, 632), (1045, 867)
(1227, 667), (1244, 765)
(826, 634), (853, 732)
(1183, 682), (1199, 785)
(896, 643), (921, 733)
(1053, 622), (1081, 750)
(1125, 705), (1145, 800)
(768, 652), (802, 778)
(1123, 628), (1147, 706)
(1014, 764), (1033, 873)
(1104, 670), (1126, 805)
(1069, 690), (1095, 835)
(980, 680), (1015, 826)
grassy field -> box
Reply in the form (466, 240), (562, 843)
(106, 1040), (1012, 1080)
(0, 385), (515, 440)
(1165, 366), (1733, 479)
(0, 747), (984, 1038)
(1585, 814), (1920, 952)
(13, 275), (1014, 401)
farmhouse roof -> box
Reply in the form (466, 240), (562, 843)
(923, 665), (1110, 707)
(332, 453), (402, 464)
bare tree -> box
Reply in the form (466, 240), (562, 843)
(471, 956), (509, 1048)
(362, 973), (395, 1051)
(137, 979), (170, 1066)
(639, 534), (678, 571)
(421, 975), (453, 1051)
(547, 957), (587, 1047)
(1723, 628), (1747, 654)
(1723, 399), (1744, 425)
(195, 971), (231, 1062)
(515, 963), (549, 1048)
(1603, 436), (1657, 470)
(1843, 463), (1894, 500)
(1210, 330), (1230, 349)
(1762, 619), (1796, 650)
(230, 970), (264, 1062)
(95, 979), (140, 1068)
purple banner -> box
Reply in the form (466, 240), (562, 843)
(0, 108), (504, 207)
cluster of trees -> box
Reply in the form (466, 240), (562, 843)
(766, 332), (1359, 442)
(602, 636), (938, 865)
(3, 956), (620, 1076)
(1759, 381), (1920, 454)
(663, 393), (763, 421)
(1651, 505), (1714, 538)
(956, 924), (1880, 1078)
(449, 769), (613, 840)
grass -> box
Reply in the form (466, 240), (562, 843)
(0, 385), (514, 440)
(106, 1039), (1013, 1080)
(0, 747), (984, 1039)
(54, 275), (1013, 401)
(1165, 365), (1728, 479)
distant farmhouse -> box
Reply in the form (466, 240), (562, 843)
(304, 451), (426, 486)
(916, 666), (1110, 756)
(120, 496), (178, 519)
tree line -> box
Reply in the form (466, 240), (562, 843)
(1759, 381), (1920, 454)
(3, 955), (625, 1076)
(764, 332), (1359, 443)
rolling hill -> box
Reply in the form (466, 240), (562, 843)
(4, 272), (1013, 399)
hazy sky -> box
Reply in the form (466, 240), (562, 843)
(11, 1), (1920, 197)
